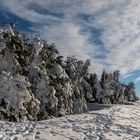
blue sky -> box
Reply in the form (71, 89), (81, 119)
(0, 0), (140, 96)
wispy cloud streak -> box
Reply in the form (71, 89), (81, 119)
(1, 0), (140, 76)
(134, 77), (140, 83)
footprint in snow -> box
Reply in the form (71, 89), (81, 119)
(34, 131), (41, 139)
(36, 131), (41, 135)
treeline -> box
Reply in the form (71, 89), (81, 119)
(0, 24), (138, 122)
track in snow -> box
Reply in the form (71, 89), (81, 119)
(0, 102), (140, 140)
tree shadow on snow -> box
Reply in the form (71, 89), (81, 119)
(87, 103), (113, 111)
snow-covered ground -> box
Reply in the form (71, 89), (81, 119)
(0, 102), (140, 140)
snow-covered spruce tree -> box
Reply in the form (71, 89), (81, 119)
(0, 24), (40, 122)
(65, 57), (93, 113)
(28, 37), (75, 119)
(124, 82), (139, 102)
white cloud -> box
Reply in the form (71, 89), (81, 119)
(122, 73), (134, 79)
(1, 0), (140, 76)
(1, 0), (63, 23)
(134, 77), (140, 83)
(37, 22), (92, 59)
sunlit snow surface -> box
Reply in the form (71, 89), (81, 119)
(0, 103), (140, 140)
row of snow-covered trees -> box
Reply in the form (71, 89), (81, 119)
(88, 70), (138, 104)
(64, 57), (138, 104)
(0, 24), (138, 122)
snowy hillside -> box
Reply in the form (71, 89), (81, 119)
(0, 102), (140, 140)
